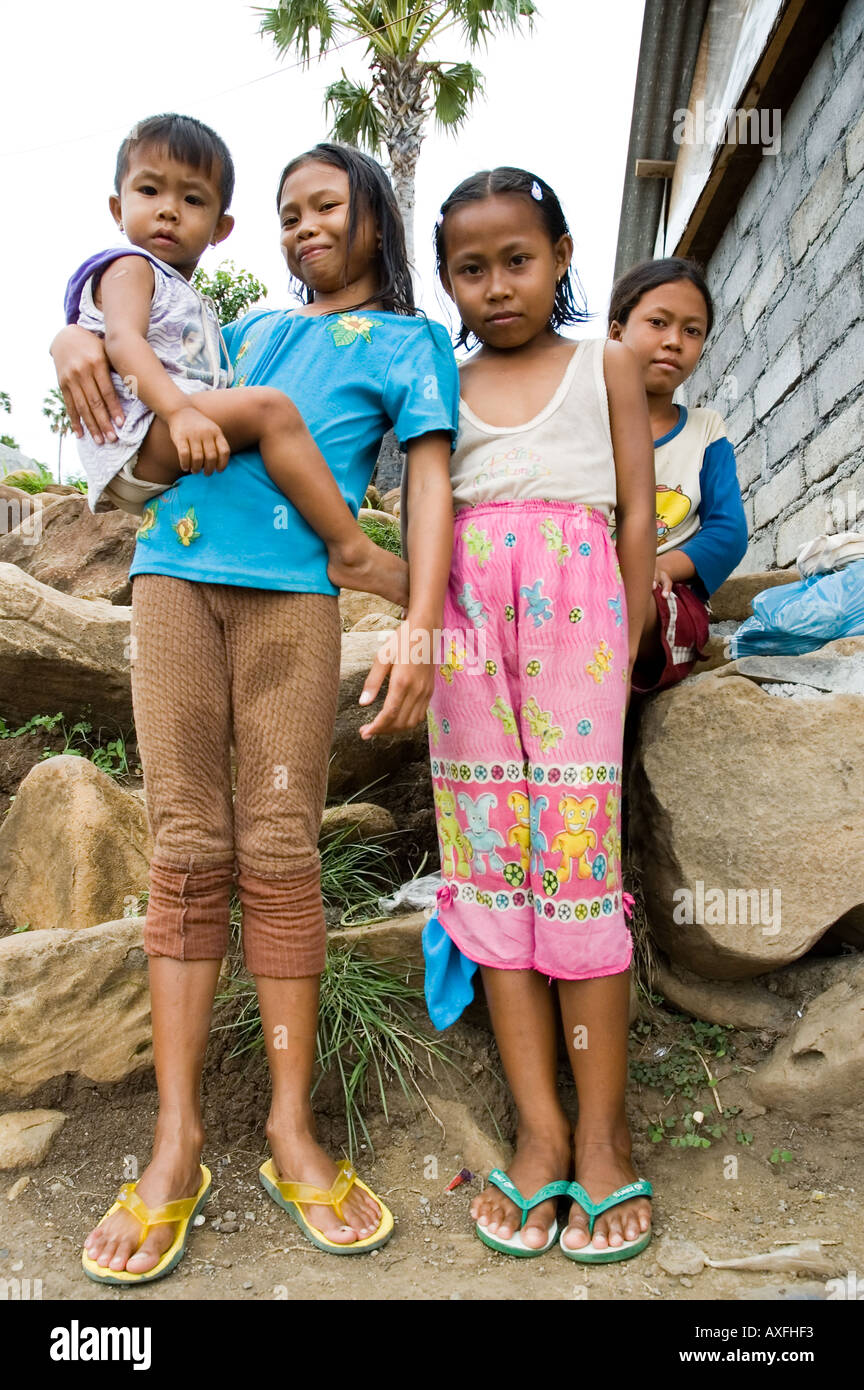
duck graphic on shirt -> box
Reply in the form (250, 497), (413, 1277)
(655, 484), (692, 543)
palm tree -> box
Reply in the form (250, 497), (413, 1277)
(42, 387), (72, 482)
(258, 1), (537, 264)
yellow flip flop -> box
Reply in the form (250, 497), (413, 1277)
(259, 1157), (394, 1255)
(82, 1164), (211, 1285)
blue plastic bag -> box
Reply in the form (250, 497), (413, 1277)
(731, 560), (864, 658)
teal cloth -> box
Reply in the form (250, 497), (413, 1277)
(422, 912), (478, 1030)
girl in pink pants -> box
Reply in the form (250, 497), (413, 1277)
(421, 167), (657, 1263)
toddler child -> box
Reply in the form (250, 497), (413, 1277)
(65, 112), (405, 603)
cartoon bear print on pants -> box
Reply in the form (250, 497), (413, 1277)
(551, 794), (599, 882)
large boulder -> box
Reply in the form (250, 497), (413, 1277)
(748, 959), (864, 1138)
(655, 958), (797, 1032)
(0, 493), (138, 604)
(0, 917), (151, 1098)
(327, 631), (429, 799)
(320, 801), (397, 843)
(0, 756), (152, 935)
(629, 637), (864, 979)
(337, 588), (402, 632)
(709, 569), (800, 622)
(0, 562), (132, 726)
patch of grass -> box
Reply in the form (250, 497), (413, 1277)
(0, 711), (138, 779)
(631, 1014), (748, 1150)
(319, 826), (405, 927)
(769, 1147), (793, 1164)
(216, 946), (456, 1158)
(359, 514), (401, 556)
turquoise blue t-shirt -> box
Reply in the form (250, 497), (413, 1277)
(128, 309), (459, 593)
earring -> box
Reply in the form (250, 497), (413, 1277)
(119, 222), (125, 234)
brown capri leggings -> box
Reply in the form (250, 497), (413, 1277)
(131, 574), (342, 977)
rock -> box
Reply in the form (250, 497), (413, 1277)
(320, 801), (397, 844)
(692, 632), (730, 673)
(655, 1237), (707, 1275)
(655, 958), (797, 1032)
(0, 917), (151, 1098)
(359, 506), (401, 534)
(748, 959), (864, 1137)
(363, 484), (381, 509)
(0, 482), (57, 516)
(338, 589), (402, 631)
(0, 1110), (66, 1169)
(0, 563), (132, 726)
(329, 911), (427, 978)
(378, 488), (401, 517)
(6, 1174), (30, 1200)
(0, 493), (138, 604)
(736, 652), (864, 695)
(423, 1094), (510, 1174)
(629, 638), (864, 979)
(0, 757), (152, 935)
(327, 631), (429, 799)
(349, 613), (401, 633)
(710, 569), (801, 623)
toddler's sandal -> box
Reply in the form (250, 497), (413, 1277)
(475, 1168), (570, 1257)
(559, 1178), (653, 1264)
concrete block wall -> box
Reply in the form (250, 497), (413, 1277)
(681, 0), (864, 575)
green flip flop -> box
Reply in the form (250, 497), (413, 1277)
(475, 1168), (571, 1257)
(559, 1178), (653, 1263)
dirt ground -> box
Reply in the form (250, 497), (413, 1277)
(2, 1000), (860, 1304)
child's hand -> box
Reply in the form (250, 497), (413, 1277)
(167, 405), (230, 475)
(357, 621), (435, 740)
(653, 564), (673, 596)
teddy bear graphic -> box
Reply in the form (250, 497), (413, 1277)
(551, 794), (599, 882)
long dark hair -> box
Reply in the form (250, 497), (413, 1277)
(608, 257), (714, 336)
(434, 166), (590, 348)
(276, 142), (415, 316)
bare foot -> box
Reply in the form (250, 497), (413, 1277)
(470, 1122), (570, 1250)
(84, 1127), (205, 1276)
(561, 1133), (651, 1252)
(327, 531), (408, 608)
(265, 1120), (382, 1245)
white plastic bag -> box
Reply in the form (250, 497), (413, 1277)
(378, 872), (442, 915)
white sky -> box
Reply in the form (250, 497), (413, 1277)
(0, 0), (644, 475)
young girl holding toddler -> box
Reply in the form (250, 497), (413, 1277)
(419, 168), (657, 1261)
(52, 138), (458, 1281)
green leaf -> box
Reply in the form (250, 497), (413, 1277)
(428, 61), (485, 130)
(325, 72), (384, 151)
(256, 0), (342, 63)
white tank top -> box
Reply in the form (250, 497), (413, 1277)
(449, 338), (616, 517)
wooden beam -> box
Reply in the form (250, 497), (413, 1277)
(675, 0), (843, 262)
(635, 159), (677, 179)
